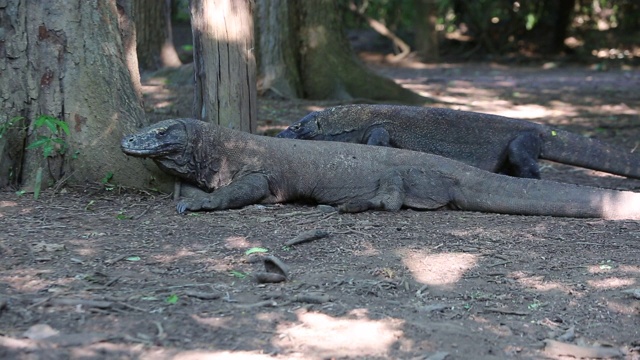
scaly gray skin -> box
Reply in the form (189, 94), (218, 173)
(277, 104), (640, 179)
(121, 118), (640, 220)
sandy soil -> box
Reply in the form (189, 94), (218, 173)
(1, 59), (640, 359)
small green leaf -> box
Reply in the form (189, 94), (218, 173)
(165, 294), (179, 304)
(229, 270), (247, 279)
(551, 130), (557, 136)
(599, 264), (613, 270)
(26, 137), (50, 149)
(42, 144), (54, 158)
(15, 190), (26, 196)
(245, 247), (268, 255)
(102, 172), (114, 184)
(57, 121), (70, 135)
(126, 256), (141, 261)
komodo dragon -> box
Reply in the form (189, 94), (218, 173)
(121, 118), (640, 220)
(276, 104), (640, 179)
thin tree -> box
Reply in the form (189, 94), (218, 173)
(133, 0), (183, 70)
(414, 0), (440, 62)
(256, 0), (429, 104)
(190, 0), (257, 132)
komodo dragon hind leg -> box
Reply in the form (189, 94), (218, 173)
(504, 131), (542, 179)
(365, 127), (391, 146)
(339, 169), (405, 213)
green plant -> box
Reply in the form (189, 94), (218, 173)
(25, 115), (70, 199)
(27, 115), (70, 157)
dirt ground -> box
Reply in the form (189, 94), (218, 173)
(2, 58), (640, 359)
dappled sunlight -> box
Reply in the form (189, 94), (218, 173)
(605, 300), (639, 316)
(168, 350), (298, 359)
(0, 200), (18, 207)
(274, 310), (403, 358)
(512, 272), (575, 295)
(1, 269), (69, 293)
(587, 277), (635, 289)
(152, 248), (202, 263)
(191, 314), (232, 329)
(0, 200), (32, 218)
(205, 1), (252, 42)
(224, 235), (255, 249)
(587, 264), (640, 275)
(400, 250), (478, 287)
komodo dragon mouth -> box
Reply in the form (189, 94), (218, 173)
(121, 120), (190, 157)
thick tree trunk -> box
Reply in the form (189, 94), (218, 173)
(296, 0), (427, 104)
(414, 0), (440, 62)
(133, 0), (182, 70)
(0, 0), (172, 192)
(255, 0), (302, 98)
(190, 0), (257, 132)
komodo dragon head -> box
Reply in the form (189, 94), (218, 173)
(277, 106), (372, 142)
(121, 119), (208, 186)
(276, 111), (323, 140)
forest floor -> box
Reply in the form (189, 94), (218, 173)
(2, 56), (640, 359)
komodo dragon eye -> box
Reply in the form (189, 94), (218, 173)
(291, 123), (301, 131)
(156, 128), (167, 137)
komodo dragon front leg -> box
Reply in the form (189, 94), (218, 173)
(176, 173), (271, 214)
(504, 131), (543, 178)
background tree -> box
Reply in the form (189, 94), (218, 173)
(255, 0), (302, 99)
(190, 0), (257, 132)
(133, 0), (182, 70)
(0, 1), (171, 192)
(256, 0), (428, 103)
(414, 0), (440, 61)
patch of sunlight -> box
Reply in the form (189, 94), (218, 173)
(513, 273), (574, 294)
(274, 310), (403, 358)
(152, 248), (200, 263)
(0, 200), (18, 208)
(400, 250), (478, 287)
(484, 104), (551, 119)
(587, 263), (640, 275)
(224, 236), (252, 249)
(154, 350), (302, 360)
(203, 1), (251, 42)
(605, 300), (638, 316)
(191, 314), (231, 329)
(587, 277), (636, 289)
(1, 270), (72, 293)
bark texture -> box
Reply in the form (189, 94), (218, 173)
(133, 0), (182, 70)
(191, 0), (257, 133)
(296, 0), (427, 104)
(0, 0), (172, 191)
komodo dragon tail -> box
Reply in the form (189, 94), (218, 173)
(541, 129), (640, 179)
(450, 172), (640, 220)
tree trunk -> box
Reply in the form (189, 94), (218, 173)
(0, 0), (172, 192)
(190, 0), (257, 133)
(548, 0), (575, 53)
(296, 0), (427, 104)
(255, 0), (302, 99)
(133, 0), (182, 70)
(414, 0), (440, 62)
